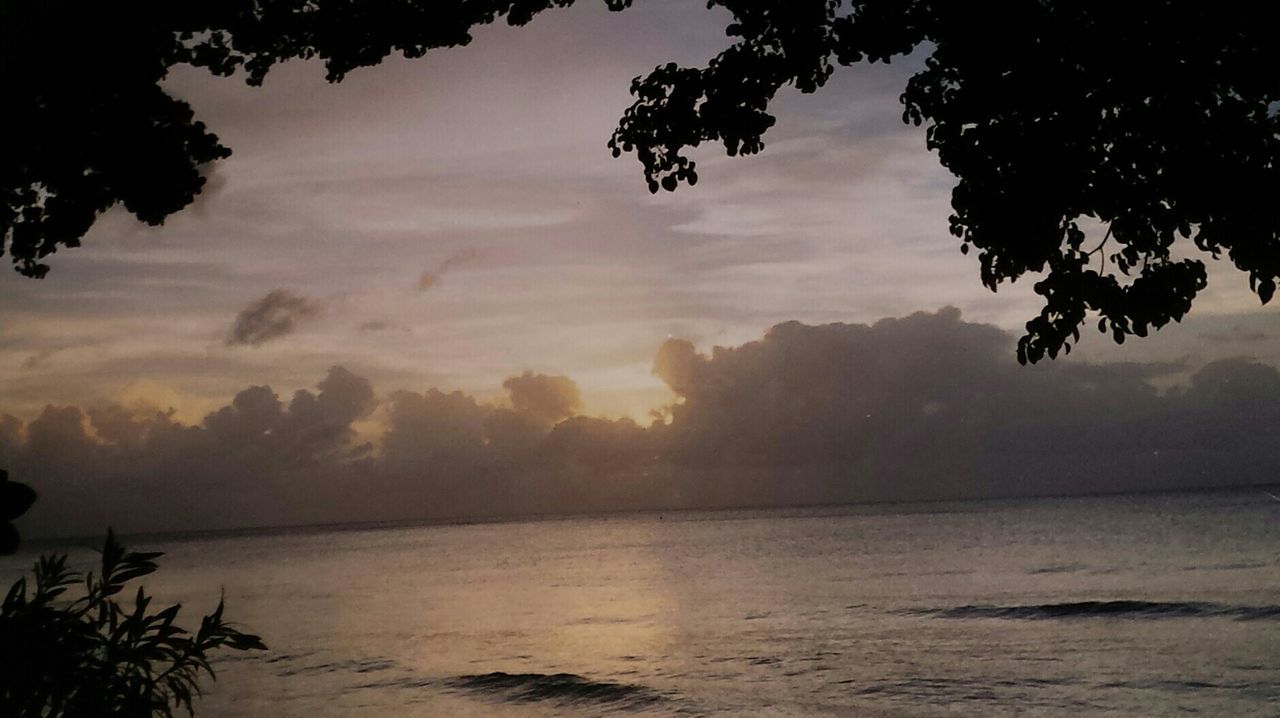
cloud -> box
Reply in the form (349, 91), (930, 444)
(1198, 324), (1270, 344)
(417, 248), (479, 292)
(185, 162), (228, 217)
(226, 290), (321, 347)
(0, 414), (23, 468)
(381, 388), (491, 475)
(202, 366), (376, 467)
(502, 371), (581, 427)
(5, 309), (1280, 538)
(651, 338), (701, 398)
(647, 309), (1280, 502)
(20, 350), (58, 371)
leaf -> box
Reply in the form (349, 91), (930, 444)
(0, 530), (264, 715)
(4, 576), (27, 607)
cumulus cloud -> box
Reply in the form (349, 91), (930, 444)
(648, 309), (1280, 502)
(204, 366), (376, 467)
(226, 290), (321, 347)
(4, 309), (1280, 537)
(651, 338), (700, 398)
(417, 248), (479, 292)
(502, 371), (581, 427)
(381, 388), (491, 474)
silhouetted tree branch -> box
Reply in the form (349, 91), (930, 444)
(0, 469), (36, 555)
(4, 2), (1279, 362)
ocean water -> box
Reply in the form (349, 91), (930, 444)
(4, 490), (1279, 716)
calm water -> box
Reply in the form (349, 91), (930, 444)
(5, 490), (1279, 716)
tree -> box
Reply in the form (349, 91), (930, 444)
(4, 2), (1279, 362)
(0, 529), (266, 717)
(0, 469), (36, 555)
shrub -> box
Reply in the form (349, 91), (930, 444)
(0, 529), (265, 717)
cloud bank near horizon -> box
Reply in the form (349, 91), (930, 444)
(3, 308), (1278, 537)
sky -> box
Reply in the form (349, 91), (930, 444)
(3, 1), (1280, 535)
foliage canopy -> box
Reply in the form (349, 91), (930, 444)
(0, 469), (37, 555)
(4, 1), (1280, 361)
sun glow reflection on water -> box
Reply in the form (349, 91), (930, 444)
(4, 490), (1278, 716)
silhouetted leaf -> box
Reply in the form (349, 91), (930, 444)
(0, 530), (266, 716)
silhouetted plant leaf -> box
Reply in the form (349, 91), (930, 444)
(0, 529), (266, 717)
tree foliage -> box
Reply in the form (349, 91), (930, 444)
(0, 529), (265, 717)
(4, 1), (1280, 361)
(0, 469), (37, 555)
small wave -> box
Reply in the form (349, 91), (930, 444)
(566, 615), (639, 626)
(1099, 679), (1252, 691)
(447, 671), (667, 709)
(845, 676), (1096, 710)
(349, 676), (434, 691)
(1096, 678), (1280, 701)
(277, 657), (397, 677)
(903, 600), (1280, 621)
(850, 675), (1068, 698)
(1183, 561), (1269, 571)
(1027, 563), (1086, 575)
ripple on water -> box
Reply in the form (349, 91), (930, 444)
(446, 671), (670, 710)
(899, 600), (1280, 621)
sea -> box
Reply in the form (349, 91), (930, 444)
(3, 489), (1278, 716)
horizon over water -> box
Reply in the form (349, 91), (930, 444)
(3, 489), (1278, 716)
(22, 483), (1280, 547)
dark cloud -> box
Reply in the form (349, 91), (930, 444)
(87, 404), (159, 454)
(226, 290), (321, 347)
(204, 385), (282, 447)
(651, 338), (700, 398)
(0, 415), (23, 468)
(1198, 324), (1270, 344)
(381, 388), (491, 475)
(417, 248), (479, 292)
(202, 366), (375, 468)
(25, 406), (96, 469)
(649, 309), (1280, 502)
(20, 350), (57, 371)
(5, 309), (1280, 538)
(502, 371), (581, 428)
(276, 366), (377, 465)
(355, 320), (413, 336)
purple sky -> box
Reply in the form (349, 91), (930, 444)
(2, 0), (1278, 428)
